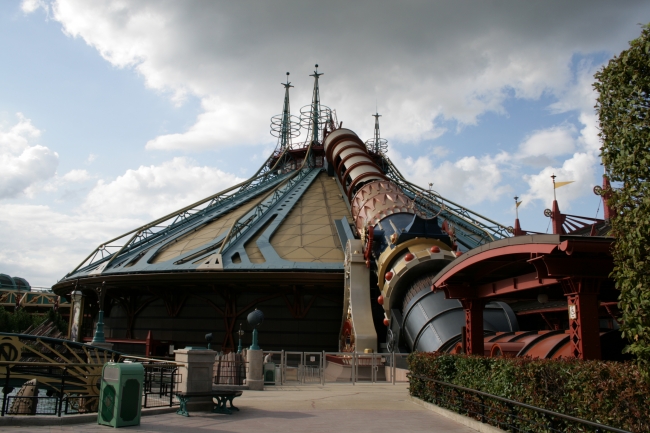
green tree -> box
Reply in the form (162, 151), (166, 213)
(594, 24), (650, 375)
(0, 306), (48, 333)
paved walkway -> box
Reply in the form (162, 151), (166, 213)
(10, 384), (479, 433)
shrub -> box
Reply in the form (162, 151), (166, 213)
(408, 352), (650, 433)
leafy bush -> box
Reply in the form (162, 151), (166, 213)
(595, 23), (650, 376)
(0, 306), (48, 333)
(408, 352), (650, 433)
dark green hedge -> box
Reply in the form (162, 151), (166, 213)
(408, 352), (650, 433)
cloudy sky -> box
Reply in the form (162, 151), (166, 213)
(1, 1), (648, 287)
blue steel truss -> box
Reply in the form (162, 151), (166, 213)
(66, 166), (292, 278)
(61, 135), (348, 281)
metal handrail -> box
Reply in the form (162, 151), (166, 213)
(410, 374), (631, 433)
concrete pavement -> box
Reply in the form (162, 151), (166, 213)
(8, 384), (482, 433)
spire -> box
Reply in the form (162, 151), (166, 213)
(307, 64), (323, 145)
(365, 111), (388, 154)
(279, 72), (294, 150)
(372, 112), (381, 153)
(270, 72), (299, 152)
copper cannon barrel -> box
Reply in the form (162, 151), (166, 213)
(324, 127), (518, 353)
(324, 128), (416, 234)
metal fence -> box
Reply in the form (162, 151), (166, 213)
(213, 360), (247, 386)
(142, 363), (179, 408)
(261, 351), (410, 386)
(410, 374), (631, 433)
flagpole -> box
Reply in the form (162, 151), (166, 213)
(514, 196), (519, 220)
(551, 174), (557, 201)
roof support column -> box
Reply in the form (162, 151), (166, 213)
(562, 278), (601, 360)
(460, 299), (486, 356)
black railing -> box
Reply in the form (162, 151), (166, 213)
(142, 363), (179, 408)
(410, 374), (631, 433)
(214, 360), (247, 385)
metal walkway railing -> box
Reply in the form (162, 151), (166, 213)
(261, 351), (409, 386)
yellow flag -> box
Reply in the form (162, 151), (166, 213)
(554, 181), (574, 189)
(516, 201), (522, 208)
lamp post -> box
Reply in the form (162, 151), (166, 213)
(205, 333), (213, 350)
(237, 323), (244, 354)
(91, 282), (107, 345)
(247, 309), (264, 351)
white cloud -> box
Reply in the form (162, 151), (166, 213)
(0, 203), (140, 286)
(520, 151), (599, 210)
(549, 60), (601, 115)
(28, 1), (648, 150)
(389, 148), (511, 206)
(432, 146), (450, 158)
(21, 0), (48, 14)
(85, 153), (97, 164)
(0, 157), (244, 286)
(62, 169), (92, 183)
(515, 63), (604, 210)
(0, 113), (59, 199)
(83, 157), (244, 219)
(517, 124), (577, 167)
(145, 97), (272, 151)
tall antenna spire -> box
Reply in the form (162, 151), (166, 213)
(372, 112), (382, 153)
(279, 72), (294, 150)
(308, 64), (323, 145)
(270, 72), (299, 152)
(365, 111), (388, 154)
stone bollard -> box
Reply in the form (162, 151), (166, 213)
(175, 348), (218, 409)
(246, 349), (264, 390)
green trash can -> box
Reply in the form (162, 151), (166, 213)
(98, 362), (144, 428)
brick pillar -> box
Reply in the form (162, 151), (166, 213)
(562, 278), (601, 360)
(461, 299), (485, 355)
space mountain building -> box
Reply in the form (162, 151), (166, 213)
(53, 66), (622, 360)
